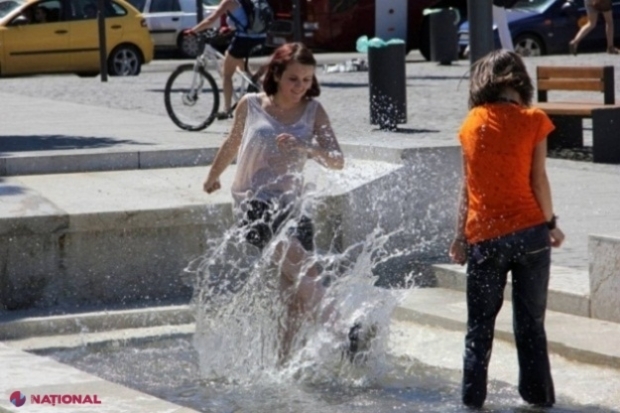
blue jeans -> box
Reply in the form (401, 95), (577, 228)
(462, 224), (555, 408)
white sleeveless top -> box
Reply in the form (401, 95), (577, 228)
(231, 93), (319, 207)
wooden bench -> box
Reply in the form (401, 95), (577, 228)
(535, 65), (620, 164)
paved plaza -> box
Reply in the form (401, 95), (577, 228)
(1, 50), (620, 412)
(1, 51), (619, 269)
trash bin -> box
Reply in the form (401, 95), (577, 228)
(366, 40), (407, 131)
(426, 8), (459, 65)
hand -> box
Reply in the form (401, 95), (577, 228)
(183, 28), (197, 36)
(549, 227), (565, 248)
(203, 177), (221, 194)
(276, 133), (306, 153)
(449, 238), (467, 265)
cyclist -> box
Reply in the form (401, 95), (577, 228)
(187, 0), (267, 120)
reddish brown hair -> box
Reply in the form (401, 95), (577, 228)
(262, 42), (320, 98)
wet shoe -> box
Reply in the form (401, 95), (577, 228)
(530, 401), (554, 409)
(216, 111), (232, 120)
(345, 322), (377, 363)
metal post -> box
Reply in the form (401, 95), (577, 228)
(196, 0), (203, 25)
(97, 0), (108, 82)
(292, 0), (302, 42)
(467, 0), (494, 66)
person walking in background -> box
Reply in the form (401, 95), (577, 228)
(449, 49), (565, 409)
(569, 0), (618, 54)
(202, 42), (347, 363)
(493, 0), (519, 51)
(187, 0), (268, 119)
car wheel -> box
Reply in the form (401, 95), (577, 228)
(514, 34), (545, 57)
(108, 45), (142, 76)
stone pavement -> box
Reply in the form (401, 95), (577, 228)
(2, 51), (620, 269)
(1, 51), (620, 412)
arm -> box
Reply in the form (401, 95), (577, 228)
(531, 139), (565, 247)
(203, 96), (248, 193)
(309, 103), (344, 170)
(530, 139), (553, 220)
(192, 0), (235, 32)
(449, 154), (469, 265)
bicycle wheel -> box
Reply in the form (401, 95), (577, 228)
(164, 64), (220, 131)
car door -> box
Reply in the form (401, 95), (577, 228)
(1, 0), (70, 75)
(145, 0), (182, 48)
(67, 0), (124, 71)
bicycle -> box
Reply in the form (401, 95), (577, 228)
(164, 29), (263, 132)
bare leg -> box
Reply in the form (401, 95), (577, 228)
(492, 6), (514, 51)
(274, 238), (331, 363)
(602, 10), (617, 53)
(570, 5), (598, 53)
(222, 52), (244, 112)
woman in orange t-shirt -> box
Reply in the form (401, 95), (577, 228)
(449, 50), (565, 409)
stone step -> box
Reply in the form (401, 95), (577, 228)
(0, 304), (193, 341)
(433, 263), (591, 318)
(392, 287), (620, 370)
(4, 285), (620, 371)
(7, 323), (196, 352)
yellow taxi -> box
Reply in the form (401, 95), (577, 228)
(0, 0), (153, 76)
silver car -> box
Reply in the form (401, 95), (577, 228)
(127, 0), (219, 56)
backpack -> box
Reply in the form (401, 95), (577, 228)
(232, 0), (273, 35)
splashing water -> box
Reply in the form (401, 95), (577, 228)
(186, 185), (409, 388)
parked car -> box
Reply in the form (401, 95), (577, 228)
(458, 0), (620, 57)
(125, 0), (218, 56)
(266, 0), (467, 56)
(0, 0), (153, 77)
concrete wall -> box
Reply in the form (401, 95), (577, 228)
(0, 147), (462, 312)
(0, 205), (232, 310)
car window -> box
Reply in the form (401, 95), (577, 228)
(126, 0), (145, 11)
(70, 0), (97, 19)
(149, 0), (180, 12)
(108, 1), (127, 16)
(512, 0), (555, 10)
(201, 0), (217, 5)
(0, 0), (24, 19)
(20, 0), (63, 23)
(69, 0), (126, 19)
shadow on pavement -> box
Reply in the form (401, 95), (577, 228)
(319, 81), (368, 88)
(407, 75), (468, 81)
(372, 128), (439, 134)
(0, 184), (27, 197)
(0, 135), (152, 154)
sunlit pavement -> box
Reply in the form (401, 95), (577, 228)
(1, 50), (620, 412)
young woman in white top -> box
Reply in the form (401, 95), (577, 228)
(203, 42), (344, 361)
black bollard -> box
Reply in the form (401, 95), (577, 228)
(429, 8), (459, 65)
(368, 43), (407, 131)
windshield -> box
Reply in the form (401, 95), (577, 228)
(512, 0), (555, 12)
(0, 0), (24, 19)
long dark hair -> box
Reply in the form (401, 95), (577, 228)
(262, 42), (320, 98)
(468, 49), (533, 108)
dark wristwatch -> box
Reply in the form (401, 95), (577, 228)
(547, 215), (558, 230)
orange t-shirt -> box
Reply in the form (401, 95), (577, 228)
(458, 103), (555, 244)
